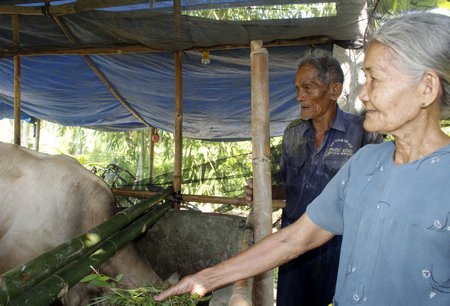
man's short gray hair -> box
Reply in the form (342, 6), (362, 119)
(370, 12), (450, 109)
(297, 56), (344, 85)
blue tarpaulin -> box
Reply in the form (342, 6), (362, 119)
(0, 0), (365, 140)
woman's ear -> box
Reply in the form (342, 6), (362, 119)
(419, 70), (441, 108)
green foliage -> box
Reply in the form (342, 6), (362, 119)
(367, 0), (445, 29)
(43, 122), (266, 199)
(80, 272), (211, 306)
(183, 3), (336, 20)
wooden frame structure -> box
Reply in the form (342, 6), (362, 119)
(3, 1), (346, 303)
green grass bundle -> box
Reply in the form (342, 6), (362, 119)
(81, 272), (211, 306)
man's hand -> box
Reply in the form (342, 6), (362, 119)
(243, 178), (253, 203)
(244, 179), (286, 202)
(153, 274), (208, 302)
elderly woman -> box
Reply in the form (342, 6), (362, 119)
(155, 12), (450, 305)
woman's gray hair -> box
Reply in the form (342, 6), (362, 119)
(370, 12), (450, 109)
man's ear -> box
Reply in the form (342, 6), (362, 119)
(329, 82), (343, 100)
(419, 70), (441, 108)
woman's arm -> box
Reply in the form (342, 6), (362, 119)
(153, 213), (334, 301)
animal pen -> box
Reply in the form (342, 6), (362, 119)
(0, 0), (405, 304)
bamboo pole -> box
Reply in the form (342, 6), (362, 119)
(111, 188), (286, 208)
(0, 0), (146, 16)
(172, 0), (183, 208)
(0, 37), (331, 58)
(51, 15), (153, 129)
(0, 188), (172, 305)
(8, 202), (171, 306)
(173, 50), (183, 209)
(250, 40), (273, 306)
(12, 15), (20, 145)
(34, 119), (40, 151)
(149, 127), (155, 183)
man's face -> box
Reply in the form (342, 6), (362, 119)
(294, 65), (335, 120)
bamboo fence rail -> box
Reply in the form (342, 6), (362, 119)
(0, 188), (172, 305)
(8, 202), (172, 306)
(111, 188), (286, 209)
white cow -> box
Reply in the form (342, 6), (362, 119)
(0, 142), (162, 305)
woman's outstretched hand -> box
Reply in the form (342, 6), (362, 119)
(153, 274), (208, 302)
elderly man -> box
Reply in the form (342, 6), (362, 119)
(246, 55), (382, 305)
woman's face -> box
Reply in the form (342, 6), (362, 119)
(359, 42), (422, 135)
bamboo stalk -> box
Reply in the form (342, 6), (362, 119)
(110, 188), (286, 208)
(173, 50), (183, 201)
(34, 119), (40, 151)
(8, 202), (171, 306)
(0, 37), (331, 58)
(12, 14), (20, 145)
(250, 40), (273, 306)
(173, 0), (183, 201)
(0, 0), (147, 16)
(149, 127), (155, 183)
(0, 188), (172, 305)
(51, 15), (153, 129)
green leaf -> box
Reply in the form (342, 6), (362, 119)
(89, 279), (114, 287)
(115, 274), (124, 282)
(79, 274), (99, 283)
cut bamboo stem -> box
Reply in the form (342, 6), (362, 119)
(173, 50), (183, 202)
(110, 188), (286, 208)
(0, 37), (331, 58)
(250, 40), (273, 306)
(34, 119), (40, 151)
(12, 14), (20, 145)
(0, 188), (172, 305)
(8, 202), (171, 306)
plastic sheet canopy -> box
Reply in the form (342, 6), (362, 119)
(0, 1), (367, 140)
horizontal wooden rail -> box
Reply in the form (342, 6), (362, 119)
(0, 36), (331, 58)
(111, 188), (286, 209)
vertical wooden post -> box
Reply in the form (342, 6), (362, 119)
(250, 40), (274, 305)
(34, 119), (40, 151)
(173, 51), (183, 205)
(149, 126), (155, 184)
(172, 0), (182, 209)
(12, 15), (21, 146)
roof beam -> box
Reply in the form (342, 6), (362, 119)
(52, 14), (153, 128)
(0, 0), (337, 16)
(0, 1), (146, 16)
(0, 36), (332, 58)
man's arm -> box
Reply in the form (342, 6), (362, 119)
(153, 213), (334, 301)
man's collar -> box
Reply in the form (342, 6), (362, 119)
(304, 105), (345, 133)
(330, 105), (346, 133)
